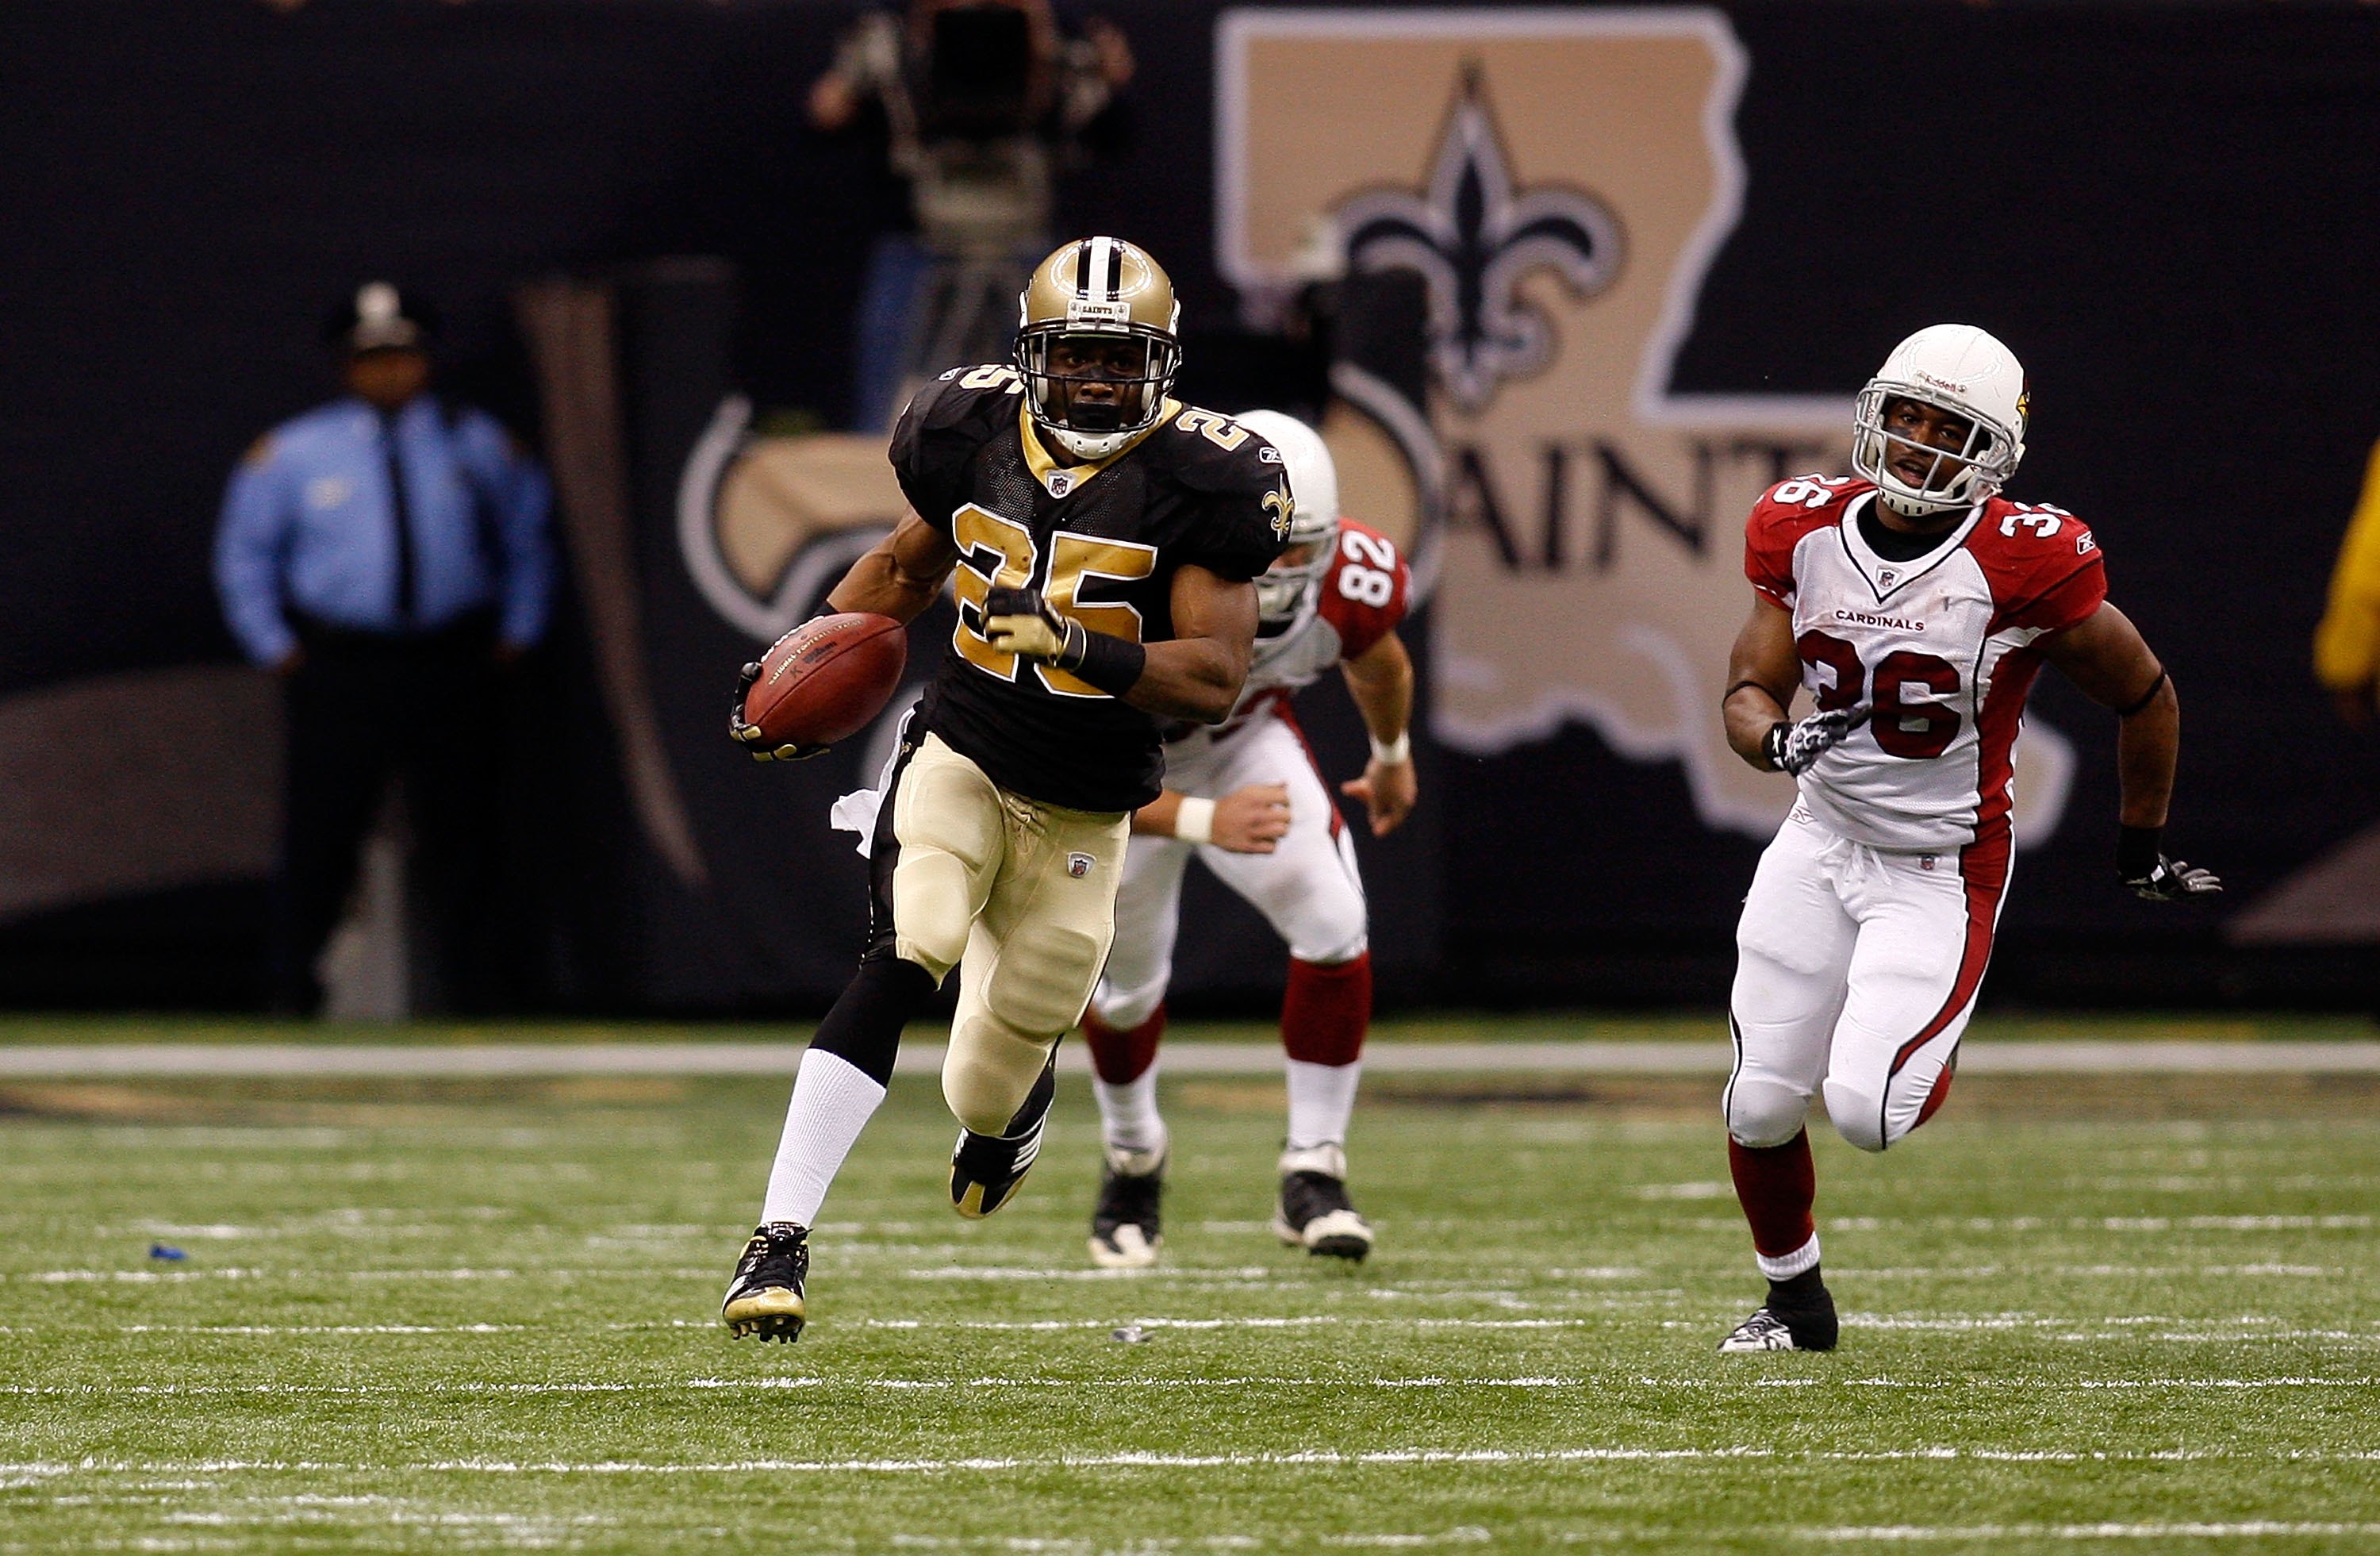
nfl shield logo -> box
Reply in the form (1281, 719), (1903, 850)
(1879, 568), (1898, 586)
(1067, 852), (1094, 879)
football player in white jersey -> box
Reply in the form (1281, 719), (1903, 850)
(1078, 410), (1417, 1267)
(1714, 325), (2220, 1352)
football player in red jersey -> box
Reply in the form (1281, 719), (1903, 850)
(1079, 411), (1417, 1267)
(1714, 325), (2220, 1352)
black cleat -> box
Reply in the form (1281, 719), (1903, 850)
(722, 1222), (810, 1343)
(1088, 1143), (1166, 1268)
(950, 1051), (1058, 1219)
(1270, 1143), (1373, 1262)
(1719, 1274), (1837, 1353)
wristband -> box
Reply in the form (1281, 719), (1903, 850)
(1173, 796), (1216, 847)
(1368, 730), (1412, 766)
(1762, 722), (1789, 770)
(2117, 824), (2163, 879)
(1059, 627), (1147, 698)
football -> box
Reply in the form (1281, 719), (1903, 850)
(739, 612), (907, 750)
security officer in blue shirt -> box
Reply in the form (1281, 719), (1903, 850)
(215, 282), (555, 1014)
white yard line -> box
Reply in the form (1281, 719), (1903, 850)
(1800, 1526), (2380, 1543)
(7, 1446), (2379, 1478)
(4, 1040), (2380, 1078)
(2, 1376), (2370, 1397)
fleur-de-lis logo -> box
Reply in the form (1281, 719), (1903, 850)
(1335, 67), (1623, 413)
(1261, 486), (1292, 541)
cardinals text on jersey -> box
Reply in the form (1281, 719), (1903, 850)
(1744, 475), (2106, 856)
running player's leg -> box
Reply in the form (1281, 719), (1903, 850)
(1203, 719), (1374, 1257)
(942, 797), (1130, 1216)
(1821, 835), (2011, 1155)
(731, 733), (1004, 1339)
(1084, 830), (1195, 1161)
(1719, 809), (1856, 1350)
(1079, 832), (1186, 1265)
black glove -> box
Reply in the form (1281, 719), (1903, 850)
(727, 659), (827, 763)
(2117, 824), (2221, 901)
(1764, 705), (1868, 777)
(982, 586), (1089, 669)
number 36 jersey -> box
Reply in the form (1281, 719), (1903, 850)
(891, 366), (1291, 813)
(1744, 475), (2108, 855)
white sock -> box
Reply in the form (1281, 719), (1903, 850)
(1756, 1233), (1822, 1282)
(1284, 1058), (1360, 1154)
(759, 1049), (888, 1228)
(1093, 1063), (1166, 1156)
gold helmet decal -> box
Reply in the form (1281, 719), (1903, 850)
(1015, 236), (1183, 461)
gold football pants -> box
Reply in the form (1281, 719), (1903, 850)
(886, 734), (1129, 1133)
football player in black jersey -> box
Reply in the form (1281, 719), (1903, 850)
(723, 236), (1292, 1341)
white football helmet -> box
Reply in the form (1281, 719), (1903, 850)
(1236, 410), (1340, 627)
(1851, 324), (2029, 519)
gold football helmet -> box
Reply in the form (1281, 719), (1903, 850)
(1014, 236), (1181, 461)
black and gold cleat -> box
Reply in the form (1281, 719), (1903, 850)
(721, 1222), (810, 1342)
(950, 1051), (1058, 1219)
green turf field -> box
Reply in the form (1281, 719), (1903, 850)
(4, 1046), (2379, 1553)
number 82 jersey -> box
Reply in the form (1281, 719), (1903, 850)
(1745, 475), (2107, 854)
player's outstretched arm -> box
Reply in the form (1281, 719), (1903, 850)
(2043, 602), (2221, 900)
(1339, 632), (1418, 836)
(1134, 785), (1291, 853)
(826, 511), (960, 624)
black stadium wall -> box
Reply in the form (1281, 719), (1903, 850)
(2, 0), (2376, 1012)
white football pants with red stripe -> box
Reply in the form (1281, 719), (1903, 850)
(1725, 804), (2010, 1155)
(1092, 716), (1369, 1030)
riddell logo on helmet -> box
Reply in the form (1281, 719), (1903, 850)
(1914, 371), (1969, 394)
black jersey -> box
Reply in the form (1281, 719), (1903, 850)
(889, 364), (1291, 812)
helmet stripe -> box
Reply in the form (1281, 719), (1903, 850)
(1105, 238), (1123, 298)
(1086, 236), (1115, 302)
(1073, 239), (1093, 297)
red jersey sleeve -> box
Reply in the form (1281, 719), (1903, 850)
(1976, 501), (2109, 635)
(1743, 475), (1860, 608)
(1315, 519), (1411, 660)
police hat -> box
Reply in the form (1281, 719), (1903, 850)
(325, 281), (437, 353)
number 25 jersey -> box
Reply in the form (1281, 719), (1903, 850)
(890, 366), (1291, 813)
(1744, 475), (2108, 855)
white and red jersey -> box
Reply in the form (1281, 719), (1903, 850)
(1167, 518), (1411, 757)
(1745, 474), (2107, 855)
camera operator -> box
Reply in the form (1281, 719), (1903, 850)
(809, 0), (1133, 431)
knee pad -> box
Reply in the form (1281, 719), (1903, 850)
(1821, 1074), (1889, 1154)
(1724, 1074), (1810, 1150)
(1284, 893), (1368, 966)
(890, 848), (975, 981)
(1289, 922), (1368, 968)
(942, 1010), (1052, 1135)
(985, 923), (1106, 1040)
(1092, 970), (1165, 1032)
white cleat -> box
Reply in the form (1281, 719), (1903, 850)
(1088, 1144), (1165, 1269)
(1271, 1143), (1375, 1262)
(1717, 1308), (1803, 1352)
